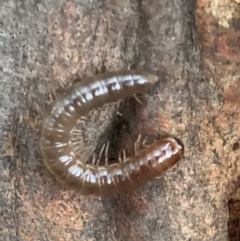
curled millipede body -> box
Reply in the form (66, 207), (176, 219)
(40, 70), (184, 196)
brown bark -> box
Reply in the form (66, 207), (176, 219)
(1, 0), (240, 240)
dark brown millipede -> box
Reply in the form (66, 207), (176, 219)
(40, 70), (184, 196)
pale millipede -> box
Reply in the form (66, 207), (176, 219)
(40, 70), (184, 196)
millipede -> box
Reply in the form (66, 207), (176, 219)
(40, 69), (184, 196)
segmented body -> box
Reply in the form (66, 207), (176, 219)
(40, 70), (184, 196)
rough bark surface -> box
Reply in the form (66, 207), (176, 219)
(1, 0), (240, 241)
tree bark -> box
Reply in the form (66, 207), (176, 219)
(1, 0), (239, 240)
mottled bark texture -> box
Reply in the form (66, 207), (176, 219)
(1, 0), (240, 240)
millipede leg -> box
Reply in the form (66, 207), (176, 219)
(134, 134), (142, 155)
(122, 149), (127, 162)
(118, 151), (123, 162)
(142, 137), (149, 149)
(116, 112), (122, 116)
(96, 144), (106, 166)
(104, 142), (110, 165)
(91, 153), (96, 165)
(133, 95), (142, 104)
